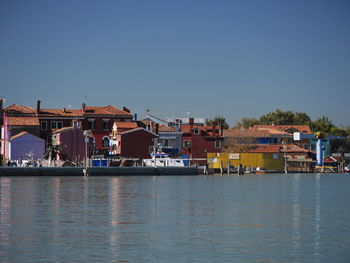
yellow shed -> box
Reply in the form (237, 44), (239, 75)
(207, 152), (284, 170)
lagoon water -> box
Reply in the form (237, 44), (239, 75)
(1, 174), (350, 263)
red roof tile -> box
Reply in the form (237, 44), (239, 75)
(247, 144), (281, 153)
(181, 124), (220, 134)
(158, 125), (176, 132)
(39, 109), (83, 117)
(114, 122), (138, 129)
(223, 129), (271, 137)
(5, 104), (36, 114)
(6, 117), (40, 126)
(283, 144), (309, 153)
(246, 144), (310, 153)
(253, 125), (312, 134)
(84, 105), (131, 116)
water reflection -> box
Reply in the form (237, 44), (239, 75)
(0, 177), (11, 262)
(0, 175), (349, 262)
(314, 174), (321, 260)
(292, 174), (301, 255)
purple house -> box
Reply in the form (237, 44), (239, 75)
(9, 132), (45, 161)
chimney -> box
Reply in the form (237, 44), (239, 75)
(36, 100), (41, 113)
(134, 113), (137, 121)
(72, 120), (78, 128)
(155, 123), (159, 134)
(82, 103), (86, 113)
(212, 121), (217, 137)
(189, 118), (194, 125)
(123, 106), (130, 113)
(63, 107), (66, 113)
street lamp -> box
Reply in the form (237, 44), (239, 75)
(83, 130), (89, 168)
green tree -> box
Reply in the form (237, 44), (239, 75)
(293, 112), (311, 125)
(259, 109), (295, 125)
(310, 116), (335, 134)
(330, 127), (348, 137)
(205, 116), (229, 129)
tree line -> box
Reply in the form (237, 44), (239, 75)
(206, 109), (349, 137)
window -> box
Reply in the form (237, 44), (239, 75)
(51, 121), (63, 129)
(102, 137), (110, 148)
(163, 139), (169, 147)
(41, 121), (47, 130)
(183, 140), (191, 149)
(194, 127), (200, 135)
(88, 119), (95, 130)
(103, 119), (110, 130)
(215, 140), (221, 148)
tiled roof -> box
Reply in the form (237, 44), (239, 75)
(158, 125), (176, 132)
(84, 105), (131, 116)
(10, 131), (29, 141)
(283, 144), (309, 153)
(114, 122), (139, 129)
(248, 144), (281, 153)
(5, 103), (132, 118)
(223, 129), (271, 138)
(5, 104), (36, 114)
(120, 127), (158, 136)
(253, 125), (312, 134)
(247, 144), (309, 153)
(10, 131), (44, 141)
(39, 109), (83, 117)
(254, 127), (290, 136)
(7, 117), (40, 126)
(181, 124), (220, 134)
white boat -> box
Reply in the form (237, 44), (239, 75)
(143, 153), (185, 167)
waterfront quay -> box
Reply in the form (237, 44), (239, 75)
(0, 166), (198, 177)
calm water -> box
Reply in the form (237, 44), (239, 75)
(1, 174), (350, 263)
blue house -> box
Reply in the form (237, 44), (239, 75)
(157, 125), (182, 156)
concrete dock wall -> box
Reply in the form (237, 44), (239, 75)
(0, 167), (198, 176)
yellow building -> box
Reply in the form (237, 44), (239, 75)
(207, 152), (284, 170)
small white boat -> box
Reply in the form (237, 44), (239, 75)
(143, 153), (185, 167)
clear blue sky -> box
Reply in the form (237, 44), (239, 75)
(1, 0), (349, 127)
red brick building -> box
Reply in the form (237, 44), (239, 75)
(181, 118), (224, 165)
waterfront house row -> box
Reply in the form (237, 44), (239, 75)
(1, 99), (330, 170)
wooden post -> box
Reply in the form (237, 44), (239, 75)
(204, 165), (207, 175)
(220, 160), (223, 175)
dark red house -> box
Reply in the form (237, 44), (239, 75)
(117, 128), (158, 159)
(181, 118), (224, 165)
